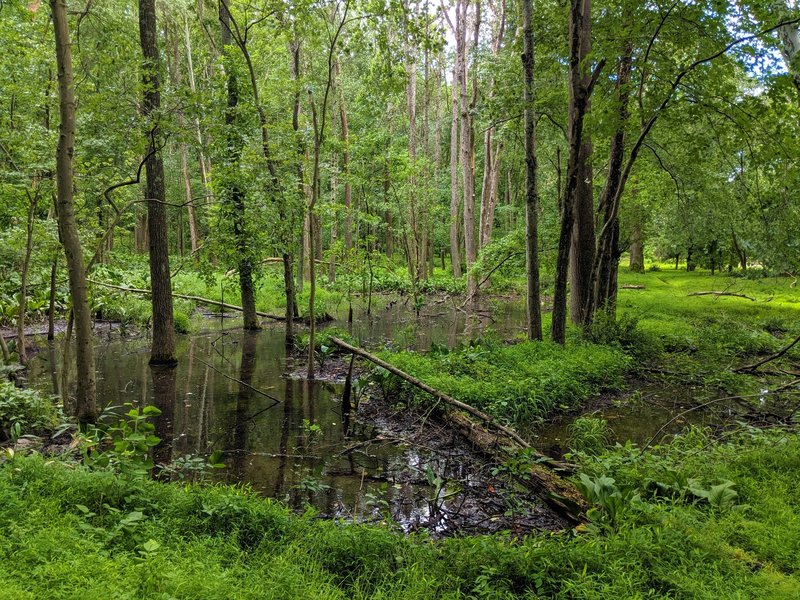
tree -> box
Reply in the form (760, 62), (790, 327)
(522, 0), (541, 341)
(139, 0), (177, 364)
(218, 0), (260, 331)
(50, 0), (97, 422)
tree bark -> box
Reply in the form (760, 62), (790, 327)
(404, 4), (421, 283)
(448, 55), (462, 278)
(522, 0), (542, 341)
(457, 0), (478, 298)
(169, 27), (200, 255)
(568, 0), (595, 325)
(586, 44), (633, 322)
(50, 0), (97, 422)
(478, 0), (505, 251)
(17, 190), (38, 364)
(551, 0), (600, 343)
(183, 15), (211, 197)
(139, 0), (177, 364)
(334, 57), (353, 252)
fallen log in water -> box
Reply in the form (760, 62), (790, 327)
(329, 336), (586, 523)
(88, 280), (332, 324)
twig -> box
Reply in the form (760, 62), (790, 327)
(687, 291), (755, 301)
(735, 333), (800, 373)
(195, 356), (282, 404)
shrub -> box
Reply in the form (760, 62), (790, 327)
(568, 416), (614, 456)
(0, 381), (62, 441)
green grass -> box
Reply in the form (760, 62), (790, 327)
(377, 339), (631, 426)
(616, 267), (800, 356)
(1, 428), (799, 598)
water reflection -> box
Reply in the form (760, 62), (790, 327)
(26, 297), (767, 530)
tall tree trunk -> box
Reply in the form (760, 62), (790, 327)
(167, 24), (200, 255)
(479, 139), (503, 248)
(522, 0), (542, 341)
(329, 148), (338, 283)
(334, 58), (353, 252)
(457, 0), (478, 298)
(219, 1), (259, 331)
(404, 5), (421, 283)
(17, 191), (38, 364)
(50, 0), (97, 422)
(586, 44), (633, 322)
(551, 0), (600, 344)
(184, 15), (211, 195)
(569, 0), (595, 325)
(478, 0), (505, 252)
(140, 0), (178, 364)
(287, 36), (307, 339)
(448, 58), (462, 278)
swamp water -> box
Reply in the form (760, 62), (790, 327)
(20, 298), (764, 532)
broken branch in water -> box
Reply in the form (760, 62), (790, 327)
(195, 356), (283, 405)
(328, 336), (586, 523)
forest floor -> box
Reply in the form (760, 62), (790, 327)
(1, 266), (800, 597)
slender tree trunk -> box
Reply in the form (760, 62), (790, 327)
(219, 1), (259, 331)
(184, 16), (211, 195)
(334, 58), (353, 252)
(140, 0), (178, 363)
(287, 36), (307, 339)
(404, 8), (420, 283)
(731, 229), (747, 271)
(478, 0), (505, 252)
(479, 139), (503, 248)
(628, 202), (644, 273)
(168, 25), (200, 255)
(459, 0), (479, 298)
(48, 253), (57, 341)
(329, 149), (338, 283)
(448, 59), (462, 278)
(50, 0), (97, 422)
(522, 0), (542, 341)
(17, 191), (38, 364)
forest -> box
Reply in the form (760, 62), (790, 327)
(1, 0), (800, 597)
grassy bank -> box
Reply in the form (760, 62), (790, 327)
(1, 425), (799, 598)
(376, 340), (631, 426)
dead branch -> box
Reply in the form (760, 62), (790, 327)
(688, 291), (755, 301)
(735, 332), (800, 373)
(87, 279), (284, 320)
(329, 336), (585, 522)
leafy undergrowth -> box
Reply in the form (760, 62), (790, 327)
(1, 426), (799, 598)
(377, 340), (631, 426)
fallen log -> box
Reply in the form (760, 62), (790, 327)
(688, 291), (755, 301)
(88, 280), (332, 324)
(621, 284), (645, 289)
(329, 336), (586, 523)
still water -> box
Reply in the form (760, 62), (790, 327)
(22, 297), (771, 530)
(24, 299), (530, 529)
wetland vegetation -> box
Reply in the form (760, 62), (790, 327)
(3, 0), (800, 597)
